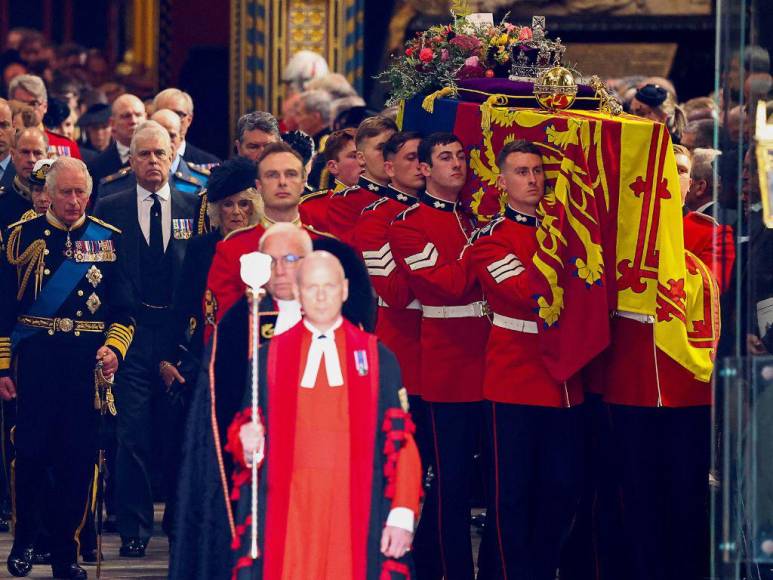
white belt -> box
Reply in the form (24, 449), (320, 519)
(422, 301), (487, 319)
(377, 297), (421, 310)
(492, 313), (538, 334)
(614, 310), (655, 324)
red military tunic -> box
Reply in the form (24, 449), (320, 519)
(602, 250), (720, 408)
(351, 185), (421, 396)
(469, 206), (584, 407)
(202, 215), (333, 342)
(389, 191), (489, 402)
(326, 175), (385, 244)
(298, 180), (351, 234)
(683, 210), (735, 293)
(45, 129), (82, 159)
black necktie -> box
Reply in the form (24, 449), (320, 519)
(149, 193), (163, 256)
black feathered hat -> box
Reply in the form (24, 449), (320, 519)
(207, 157), (258, 203)
(281, 131), (315, 166)
(42, 97), (71, 130)
(634, 84), (668, 108)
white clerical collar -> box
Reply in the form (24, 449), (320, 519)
(300, 317), (344, 388)
(137, 182), (171, 202)
(116, 141), (131, 164)
(274, 299), (302, 336)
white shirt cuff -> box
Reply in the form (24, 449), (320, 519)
(386, 507), (415, 532)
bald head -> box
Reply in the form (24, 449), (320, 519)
(297, 251), (348, 331)
(110, 93), (147, 146)
(151, 108), (182, 154)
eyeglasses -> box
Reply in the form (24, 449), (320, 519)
(135, 148), (170, 161)
(270, 254), (303, 268)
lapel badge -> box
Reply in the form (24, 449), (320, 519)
(354, 349), (368, 376)
(86, 292), (101, 314)
(172, 218), (193, 240)
(86, 265), (103, 288)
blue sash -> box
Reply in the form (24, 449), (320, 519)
(11, 220), (112, 349)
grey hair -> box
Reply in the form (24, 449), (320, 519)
(152, 88), (194, 113)
(258, 222), (313, 254)
(206, 188), (264, 230)
(306, 73), (357, 100)
(283, 50), (329, 93)
(46, 156), (93, 196)
(237, 111), (280, 143)
(299, 90), (333, 125)
(8, 74), (47, 102)
(130, 120), (172, 156)
(691, 148), (721, 183)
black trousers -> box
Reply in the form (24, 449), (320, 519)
(477, 402), (584, 580)
(13, 337), (97, 567)
(413, 401), (483, 580)
(114, 322), (178, 541)
(559, 395), (627, 580)
(607, 404), (710, 580)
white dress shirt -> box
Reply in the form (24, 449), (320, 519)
(177, 140), (187, 158)
(116, 141), (131, 164)
(274, 299), (302, 336)
(137, 183), (172, 250)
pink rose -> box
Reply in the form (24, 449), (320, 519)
(465, 56), (480, 67)
(504, 23), (516, 32)
(441, 49), (449, 62)
(419, 47), (434, 63)
(450, 34), (482, 52)
(518, 27), (533, 41)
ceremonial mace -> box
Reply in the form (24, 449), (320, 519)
(240, 252), (273, 560)
(93, 360), (116, 579)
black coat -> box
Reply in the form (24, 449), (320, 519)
(87, 142), (126, 192)
(0, 160), (16, 193)
(92, 185), (197, 307)
(182, 141), (220, 166)
(0, 179), (31, 232)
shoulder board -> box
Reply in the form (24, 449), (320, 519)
(471, 216), (505, 242)
(300, 189), (330, 203)
(87, 215), (122, 234)
(302, 224), (338, 240)
(689, 211), (719, 226)
(7, 212), (43, 230)
(362, 197), (388, 215)
(223, 223), (261, 241)
(174, 171), (201, 186)
(187, 162), (211, 176)
(99, 166), (132, 185)
(392, 203), (420, 223)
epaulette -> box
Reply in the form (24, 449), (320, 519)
(87, 215), (123, 234)
(99, 166), (132, 185)
(302, 224), (338, 240)
(392, 203), (420, 223)
(689, 211), (720, 226)
(300, 189), (330, 204)
(7, 212), (43, 230)
(187, 162), (211, 176)
(223, 223), (260, 241)
(174, 171), (201, 186)
(470, 216), (504, 243)
(362, 197), (388, 215)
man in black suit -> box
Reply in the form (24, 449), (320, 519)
(0, 127), (48, 230)
(93, 120), (197, 558)
(87, 93), (147, 192)
(152, 88), (220, 167)
(0, 99), (14, 195)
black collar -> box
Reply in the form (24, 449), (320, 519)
(420, 190), (457, 213)
(359, 176), (386, 194)
(505, 205), (538, 227)
(384, 185), (416, 206)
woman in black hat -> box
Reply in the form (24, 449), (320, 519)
(630, 83), (688, 144)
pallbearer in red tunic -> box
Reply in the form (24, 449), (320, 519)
(204, 142), (334, 341)
(327, 116), (397, 243)
(389, 133), (489, 579)
(469, 141), (584, 580)
(226, 251), (422, 580)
